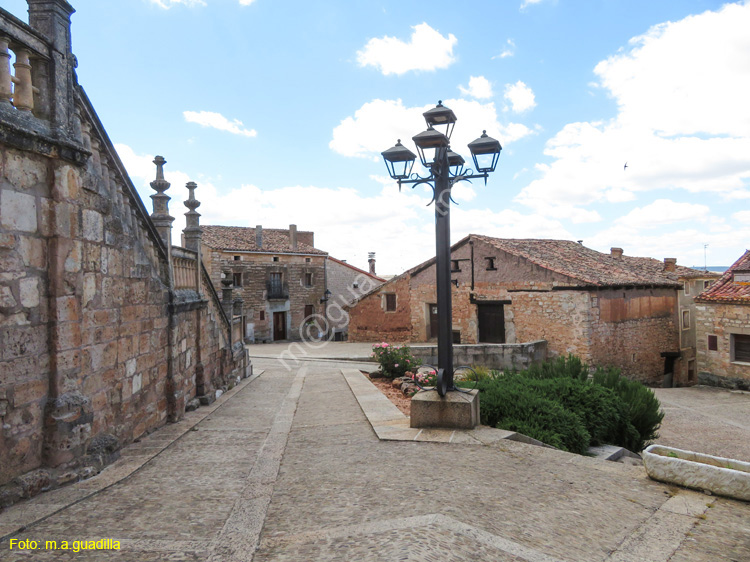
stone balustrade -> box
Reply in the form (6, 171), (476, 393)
(0, 16), (50, 117)
(172, 249), (199, 291)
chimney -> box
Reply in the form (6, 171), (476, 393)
(289, 224), (298, 251)
(663, 258), (677, 272)
(255, 225), (262, 249)
(368, 252), (376, 275)
(610, 247), (623, 259)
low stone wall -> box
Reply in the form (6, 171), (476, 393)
(410, 340), (547, 371)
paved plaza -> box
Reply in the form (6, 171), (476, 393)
(1, 349), (748, 561)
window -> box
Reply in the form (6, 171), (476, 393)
(683, 282), (690, 296)
(485, 257), (497, 271)
(232, 272), (242, 287)
(707, 335), (718, 351)
(304, 272), (313, 286)
(451, 260), (461, 272)
(731, 334), (750, 363)
(452, 331), (461, 344)
(704, 280), (713, 289)
(305, 257), (311, 263)
(273, 256), (279, 262)
(233, 255), (241, 261)
(353, 282), (359, 289)
(681, 309), (690, 330)
(259, 311), (265, 321)
(304, 304), (314, 319)
(385, 293), (397, 312)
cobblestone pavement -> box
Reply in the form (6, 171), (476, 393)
(1, 359), (748, 562)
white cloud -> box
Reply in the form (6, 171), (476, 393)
(115, 144), (574, 275)
(330, 98), (534, 163)
(516, 3), (750, 218)
(732, 210), (750, 223)
(614, 199), (710, 229)
(149, 0), (205, 8)
(520, 0), (544, 9)
(356, 23), (457, 76)
(183, 110), (257, 137)
(492, 39), (516, 60)
(238, 0), (257, 4)
(459, 76), (494, 100)
(503, 81), (536, 113)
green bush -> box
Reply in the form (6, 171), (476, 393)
(591, 367), (664, 452)
(371, 343), (416, 379)
(471, 355), (663, 453)
(476, 374), (591, 454)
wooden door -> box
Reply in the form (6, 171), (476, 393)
(273, 311), (286, 341)
(477, 304), (505, 343)
(428, 304), (438, 339)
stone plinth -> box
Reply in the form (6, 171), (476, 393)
(410, 389), (480, 429)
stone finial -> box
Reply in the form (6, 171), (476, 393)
(183, 181), (202, 253)
(28, 0), (76, 53)
(150, 155), (174, 247)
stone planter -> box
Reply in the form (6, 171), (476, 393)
(643, 445), (750, 501)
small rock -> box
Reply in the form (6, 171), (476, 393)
(369, 371), (384, 379)
(185, 398), (200, 412)
(391, 379), (403, 389)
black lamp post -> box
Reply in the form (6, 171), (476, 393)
(382, 101), (502, 396)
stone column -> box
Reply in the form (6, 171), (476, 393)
(221, 269), (234, 319)
(27, 0), (77, 137)
(0, 36), (11, 106)
(149, 156), (174, 289)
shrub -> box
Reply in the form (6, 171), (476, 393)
(522, 354), (589, 381)
(476, 373), (591, 454)
(410, 369), (437, 387)
(591, 367), (664, 452)
(371, 343), (416, 379)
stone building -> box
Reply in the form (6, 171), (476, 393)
(325, 254), (385, 340)
(0, 1), (248, 504)
(695, 250), (750, 390)
(675, 266), (721, 385)
(348, 234), (707, 384)
(201, 225), (328, 343)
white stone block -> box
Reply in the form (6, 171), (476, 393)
(1, 191), (37, 232)
(19, 277), (39, 308)
(82, 210), (103, 242)
(126, 358), (137, 377)
(132, 373), (142, 394)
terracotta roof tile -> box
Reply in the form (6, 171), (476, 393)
(201, 225), (327, 255)
(696, 250), (750, 304)
(473, 235), (707, 287)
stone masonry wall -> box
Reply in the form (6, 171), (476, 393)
(203, 247), (326, 343)
(695, 301), (750, 389)
(589, 288), (678, 384)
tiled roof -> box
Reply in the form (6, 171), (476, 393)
(473, 235), (705, 287)
(696, 250), (750, 304)
(201, 225), (327, 255)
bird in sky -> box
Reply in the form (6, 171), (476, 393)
(624, 162), (629, 170)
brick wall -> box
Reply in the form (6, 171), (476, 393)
(695, 301), (750, 389)
(348, 274), (412, 343)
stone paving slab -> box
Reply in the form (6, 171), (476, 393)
(2, 360), (749, 562)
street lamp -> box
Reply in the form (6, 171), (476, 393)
(382, 101), (502, 396)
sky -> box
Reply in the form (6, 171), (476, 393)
(6, 0), (750, 275)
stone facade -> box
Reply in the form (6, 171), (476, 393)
(349, 235), (697, 383)
(325, 257), (384, 339)
(201, 225), (328, 343)
(0, 1), (248, 504)
(694, 251), (750, 390)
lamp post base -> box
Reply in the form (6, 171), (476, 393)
(410, 389), (480, 430)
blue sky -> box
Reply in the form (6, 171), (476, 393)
(7, 0), (749, 274)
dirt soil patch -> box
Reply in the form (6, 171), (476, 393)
(366, 373), (411, 416)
